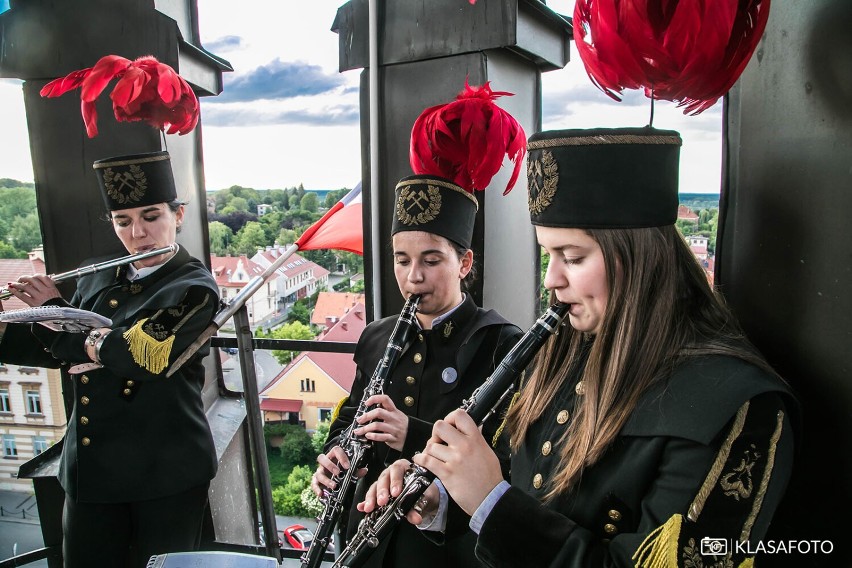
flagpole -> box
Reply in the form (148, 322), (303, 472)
(368, 0), (383, 321)
(165, 243), (300, 377)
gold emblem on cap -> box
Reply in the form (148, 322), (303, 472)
(397, 185), (442, 225)
(103, 165), (147, 205)
(527, 149), (558, 216)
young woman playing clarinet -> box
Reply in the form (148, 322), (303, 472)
(310, 82), (526, 568)
(360, 127), (798, 567)
(0, 150), (219, 567)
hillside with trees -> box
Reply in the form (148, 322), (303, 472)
(207, 184), (364, 283)
(0, 179), (41, 258)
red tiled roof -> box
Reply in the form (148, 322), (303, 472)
(319, 302), (366, 342)
(252, 248), (329, 279)
(260, 307), (364, 396)
(0, 256), (48, 310)
(209, 255), (266, 287)
(678, 205), (699, 221)
(312, 292), (367, 325)
(260, 398), (303, 412)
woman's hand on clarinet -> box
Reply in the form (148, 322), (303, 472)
(6, 275), (62, 307)
(413, 409), (503, 516)
(354, 394), (410, 451)
(311, 446), (367, 498)
(357, 459), (439, 526)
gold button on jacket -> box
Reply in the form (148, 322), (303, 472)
(108, 299), (119, 308)
(404, 396), (415, 407)
(413, 353), (423, 363)
(556, 409), (570, 424)
(80, 396), (90, 405)
(81, 437), (91, 446)
(533, 473), (543, 489)
(80, 375), (89, 384)
(608, 509), (622, 521)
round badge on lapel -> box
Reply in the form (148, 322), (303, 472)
(441, 367), (458, 384)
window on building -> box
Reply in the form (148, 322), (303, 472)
(2, 435), (17, 458)
(311, 379), (316, 392)
(26, 389), (43, 415)
(0, 387), (10, 413)
(32, 436), (48, 456)
(319, 408), (332, 423)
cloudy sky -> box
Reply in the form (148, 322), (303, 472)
(0, 0), (723, 194)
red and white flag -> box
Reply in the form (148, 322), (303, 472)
(295, 183), (363, 255)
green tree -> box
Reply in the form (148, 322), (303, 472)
(256, 320), (315, 364)
(277, 228), (297, 246)
(9, 213), (42, 253)
(288, 194), (301, 210)
(287, 302), (311, 327)
(229, 196), (249, 213)
(0, 241), (24, 259)
(311, 421), (331, 454)
(208, 221), (234, 256)
(279, 426), (314, 469)
(271, 465), (314, 516)
(300, 192), (319, 213)
(234, 221), (268, 255)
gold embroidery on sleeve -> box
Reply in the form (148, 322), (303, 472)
(689, 401), (750, 522)
(740, 410), (784, 542)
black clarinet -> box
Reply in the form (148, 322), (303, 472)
(301, 294), (421, 568)
(332, 302), (569, 568)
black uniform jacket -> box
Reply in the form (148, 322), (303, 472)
(0, 246), (219, 503)
(476, 354), (797, 568)
(326, 294), (523, 568)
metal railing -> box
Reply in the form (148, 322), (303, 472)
(1, 323), (358, 567)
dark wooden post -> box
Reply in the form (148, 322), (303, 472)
(333, 0), (572, 328)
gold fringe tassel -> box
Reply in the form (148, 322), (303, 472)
(633, 514), (682, 568)
(492, 390), (521, 447)
(123, 318), (175, 374)
(330, 396), (349, 423)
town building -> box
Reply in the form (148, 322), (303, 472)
(210, 254), (278, 326)
(259, 303), (365, 431)
(0, 249), (67, 492)
(311, 291), (366, 331)
(250, 246), (330, 308)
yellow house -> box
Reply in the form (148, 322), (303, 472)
(260, 303), (365, 431)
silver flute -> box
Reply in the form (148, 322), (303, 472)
(0, 244), (178, 301)
(300, 294), (422, 568)
(332, 302), (569, 568)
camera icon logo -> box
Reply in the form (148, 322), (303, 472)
(700, 537), (728, 556)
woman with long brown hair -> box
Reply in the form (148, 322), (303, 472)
(360, 127), (797, 567)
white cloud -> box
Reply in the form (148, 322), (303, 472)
(1, 0), (722, 194)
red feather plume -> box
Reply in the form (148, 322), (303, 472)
(40, 54), (199, 138)
(410, 81), (527, 195)
(574, 0), (771, 114)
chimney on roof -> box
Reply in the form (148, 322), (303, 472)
(341, 322), (348, 331)
(354, 309), (364, 320)
(28, 246), (45, 262)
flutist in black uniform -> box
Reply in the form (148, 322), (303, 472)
(0, 151), (219, 568)
(311, 83), (526, 568)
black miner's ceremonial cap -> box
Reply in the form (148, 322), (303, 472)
(93, 151), (177, 211)
(391, 175), (478, 249)
(526, 127), (682, 228)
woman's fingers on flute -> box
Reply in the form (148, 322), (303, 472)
(7, 275), (61, 306)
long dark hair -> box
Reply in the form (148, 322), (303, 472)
(508, 225), (775, 499)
